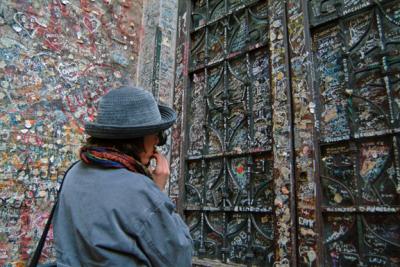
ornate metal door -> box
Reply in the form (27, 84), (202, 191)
(310, 0), (400, 266)
(178, 0), (400, 266)
(183, 0), (274, 265)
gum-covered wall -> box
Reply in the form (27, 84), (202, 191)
(0, 0), (144, 264)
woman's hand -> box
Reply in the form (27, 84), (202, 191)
(148, 152), (170, 191)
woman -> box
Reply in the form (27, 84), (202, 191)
(53, 86), (193, 267)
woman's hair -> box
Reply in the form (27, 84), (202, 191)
(85, 137), (144, 162)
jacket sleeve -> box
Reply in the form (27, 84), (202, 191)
(135, 199), (193, 267)
(128, 201), (193, 267)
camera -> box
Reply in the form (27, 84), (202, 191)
(157, 131), (167, 146)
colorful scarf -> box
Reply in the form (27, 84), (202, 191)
(80, 146), (151, 178)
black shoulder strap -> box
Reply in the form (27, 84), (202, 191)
(28, 160), (80, 267)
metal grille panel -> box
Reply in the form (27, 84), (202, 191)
(311, 0), (400, 265)
(184, 0), (274, 265)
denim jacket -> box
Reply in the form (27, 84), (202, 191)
(53, 162), (192, 267)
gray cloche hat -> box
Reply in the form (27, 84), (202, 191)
(85, 86), (176, 139)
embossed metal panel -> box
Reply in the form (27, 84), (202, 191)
(311, 0), (400, 265)
(184, 0), (274, 265)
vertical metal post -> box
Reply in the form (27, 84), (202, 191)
(221, 0), (229, 262)
(200, 2), (210, 254)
